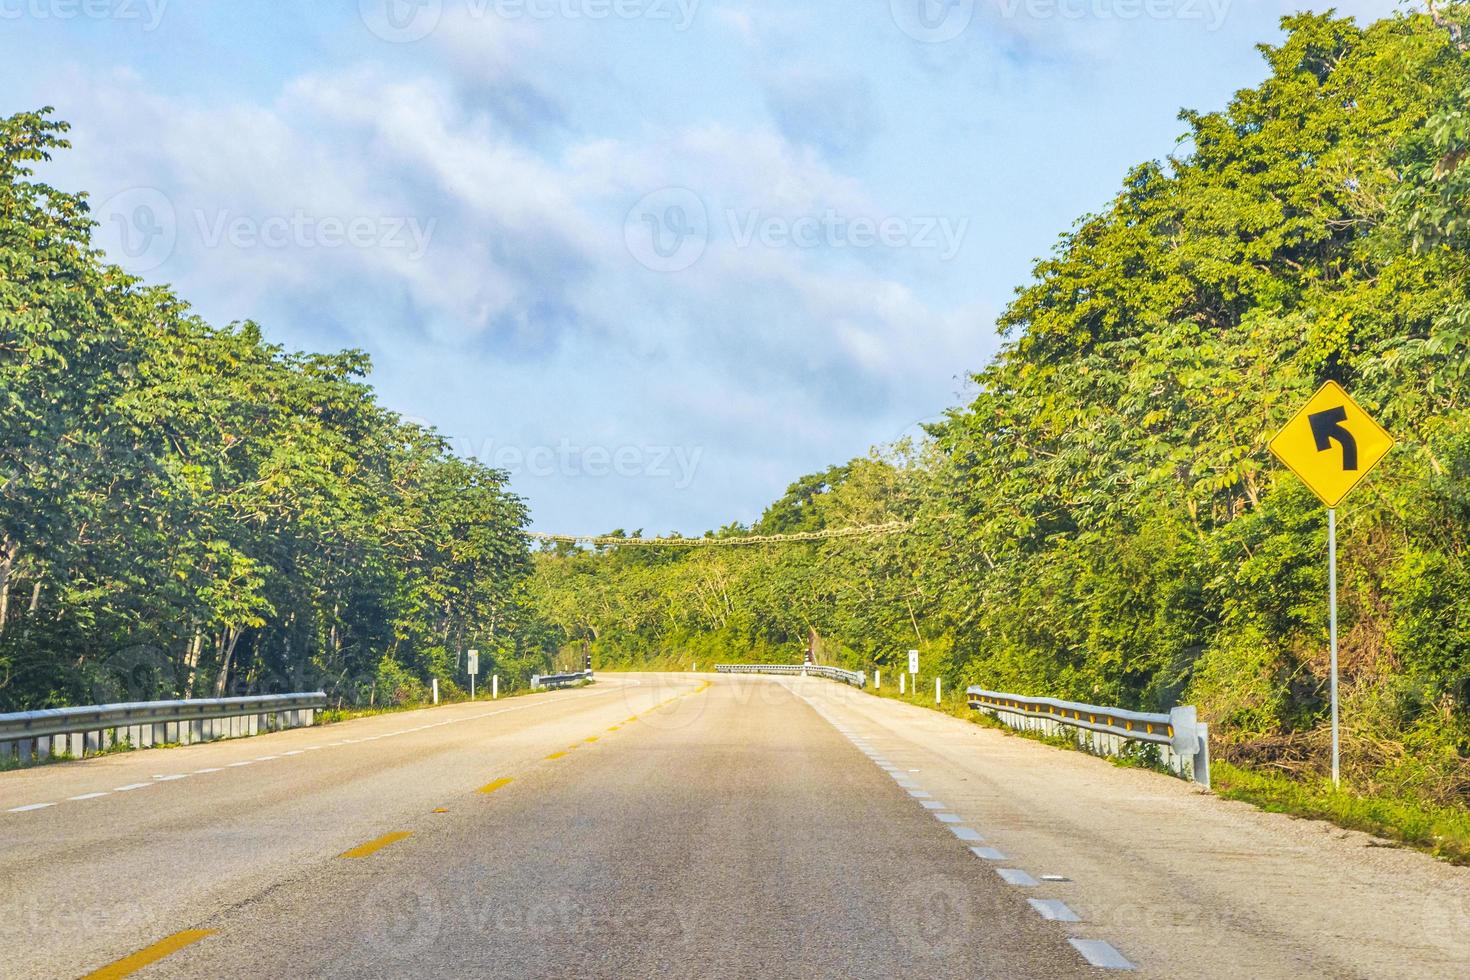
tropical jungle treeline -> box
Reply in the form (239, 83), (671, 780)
(0, 110), (549, 712)
(529, 10), (1470, 802)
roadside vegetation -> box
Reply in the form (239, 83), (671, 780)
(0, 111), (549, 713)
(530, 11), (1470, 840)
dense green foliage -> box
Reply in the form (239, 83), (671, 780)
(0, 111), (542, 711)
(530, 11), (1470, 802)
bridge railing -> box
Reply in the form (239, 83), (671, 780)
(531, 670), (594, 690)
(714, 664), (867, 689)
(0, 692), (327, 766)
(967, 686), (1210, 788)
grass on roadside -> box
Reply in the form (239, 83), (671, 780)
(1211, 761), (1470, 865)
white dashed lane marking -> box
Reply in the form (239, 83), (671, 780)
(1069, 939), (1134, 971)
(0, 682), (633, 820)
(800, 684), (1137, 975)
(997, 868), (1040, 887)
(1029, 899), (1081, 922)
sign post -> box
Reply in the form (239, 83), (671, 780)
(908, 649), (919, 699)
(467, 649), (480, 701)
(1269, 381), (1393, 787)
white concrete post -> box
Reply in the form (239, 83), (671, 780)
(493, 675), (499, 700)
(432, 678), (439, 705)
(935, 678), (942, 705)
(899, 673), (905, 695)
(874, 670), (880, 689)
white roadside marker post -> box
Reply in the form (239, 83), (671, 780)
(432, 678), (439, 705)
(493, 674), (499, 700)
(874, 670), (880, 690)
(899, 673), (905, 695)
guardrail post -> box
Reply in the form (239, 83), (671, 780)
(1193, 723), (1211, 789)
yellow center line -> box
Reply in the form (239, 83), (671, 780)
(478, 777), (513, 795)
(432, 808), (449, 813)
(545, 751), (567, 760)
(339, 831), (412, 859)
(607, 725), (620, 731)
(82, 930), (216, 979)
(584, 736), (599, 743)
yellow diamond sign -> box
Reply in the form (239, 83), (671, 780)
(1269, 381), (1393, 508)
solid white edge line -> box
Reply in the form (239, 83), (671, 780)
(8, 802), (55, 812)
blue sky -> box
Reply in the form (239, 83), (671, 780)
(2, 0), (1399, 534)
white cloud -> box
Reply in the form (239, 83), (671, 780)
(45, 45), (988, 532)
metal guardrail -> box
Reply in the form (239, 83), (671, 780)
(0, 692), (326, 766)
(531, 670), (594, 690)
(967, 687), (1210, 788)
(714, 664), (867, 689)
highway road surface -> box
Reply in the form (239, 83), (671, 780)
(2, 673), (1468, 979)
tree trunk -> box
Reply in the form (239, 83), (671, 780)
(183, 631), (204, 698)
(0, 539), (12, 635)
(1427, 0), (1469, 52)
(214, 627), (242, 697)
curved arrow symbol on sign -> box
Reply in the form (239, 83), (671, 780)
(1308, 406), (1358, 470)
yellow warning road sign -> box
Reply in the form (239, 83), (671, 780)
(1269, 381), (1393, 508)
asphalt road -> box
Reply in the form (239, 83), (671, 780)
(2, 672), (1467, 978)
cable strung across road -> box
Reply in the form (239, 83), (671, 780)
(528, 521), (912, 548)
